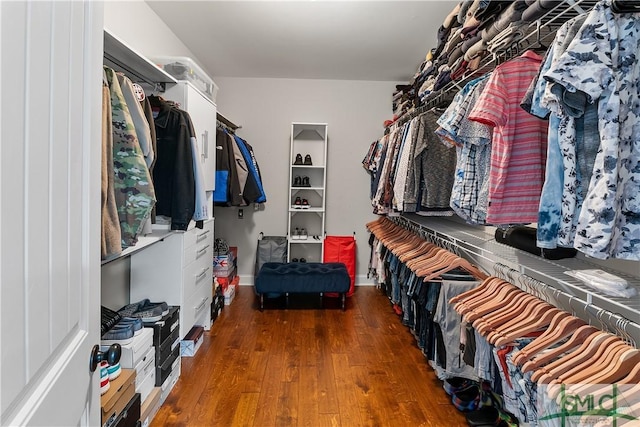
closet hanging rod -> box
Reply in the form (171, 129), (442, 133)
(388, 0), (598, 131)
(103, 54), (156, 88)
(492, 263), (640, 347)
(216, 112), (241, 131)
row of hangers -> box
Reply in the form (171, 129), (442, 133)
(366, 216), (488, 281)
(449, 267), (640, 409)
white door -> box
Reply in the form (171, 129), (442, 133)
(1, 1), (103, 426)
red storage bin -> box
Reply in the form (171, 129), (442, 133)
(323, 235), (356, 297)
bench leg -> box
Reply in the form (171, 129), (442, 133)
(285, 292), (289, 309)
(260, 294), (264, 311)
(341, 293), (346, 311)
(319, 292), (323, 308)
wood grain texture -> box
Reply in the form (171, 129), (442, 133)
(151, 287), (468, 427)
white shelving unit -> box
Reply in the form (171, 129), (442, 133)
(287, 123), (328, 263)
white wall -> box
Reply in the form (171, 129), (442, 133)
(214, 77), (395, 285)
(104, 0), (199, 66)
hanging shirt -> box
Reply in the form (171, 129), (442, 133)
(543, 0), (640, 260)
(468, 50), (548, 225)
(104, 67), (156, 247)
(149, 95), (195, 231)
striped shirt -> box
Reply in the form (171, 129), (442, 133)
(468, 51), (548, 225)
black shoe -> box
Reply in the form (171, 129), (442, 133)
(465, 406), (500, 426)
(294, 153), (303, 165)
(291, 258), (299, 263)
(300, 258), (307, 263)
(303, 154), (312, 165)
(302, 176), (310, 187)
(293, 176), (302, 187)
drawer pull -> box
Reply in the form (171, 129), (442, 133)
(196, 229), (210, 241)
(170, 321), (178, 332)
(194, 297), (208, 313)
(196, 244), (210, 258)
(196, 267), (209, 282)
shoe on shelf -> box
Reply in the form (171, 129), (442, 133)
(300, 258), (307, 263)
(292, 228), (300, 240)
(101, 306), (122, 335)
(294, 153), (303, 165)
(301, 199), (310, 209)
(293, 176), (302, 187)
(303, 154), (312, 165)
(117, 299), (168, 323)
(101, 323), (135, 345)
(302, 176), (311, 187)
(293, 196), (302, 209)
(107, 362), (122, 381)
(100, 362), (110, 395)
(291, 258), (299, 263)
(118, 317), (143, 335)
(299, 228), (308, 240)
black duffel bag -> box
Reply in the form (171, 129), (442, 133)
(494, 226), (577, 260)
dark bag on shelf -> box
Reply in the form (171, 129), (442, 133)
(494, 226), (577, 260)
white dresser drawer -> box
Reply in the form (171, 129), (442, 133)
(182, 253), (211, 300)
(181, 287), (211, 338)
(183, 238), (213, 269)
(183, 223), (213, 253)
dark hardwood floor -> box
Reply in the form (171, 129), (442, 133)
(151, 286), (468, 427)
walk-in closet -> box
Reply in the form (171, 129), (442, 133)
(2, 1), (639, 426)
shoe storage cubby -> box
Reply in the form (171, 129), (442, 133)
(287, 123), (327, 262)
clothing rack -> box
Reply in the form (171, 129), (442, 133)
(387, 0), (598, 131)
(386, 213), (640, 347)
(216, 112), (241, 133)
(492, 263), (640, 348)
(103, 30), (177, 90)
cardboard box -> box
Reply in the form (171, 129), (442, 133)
(140, 387), (161, 427)
(180, 326), (205, 357)
(101, 368), (136, 427)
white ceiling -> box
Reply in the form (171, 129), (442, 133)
(146, 1), (458, 82)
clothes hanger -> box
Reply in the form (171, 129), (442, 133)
(406, 246), (446, 271)
(456, 279), (517, 317)
(545, 341), (631, 400)
(468, 289), (536, 328)
(552, 339), (630, 385)
(526, 20), (548, 54)
(421, 255), (488, 281)
(468, 287), (535, 325)
(568, 348), (640, 397)
(534, 333), (621, 385)
(410, 248), (454, 275)
(490, 305), (560, 346)
(449, 276), (500, 305)
(512, 314), (587, 365)
(522, 325), (599, 374)
(415, 251), (459, 278)
(398, 240), (437, 263)
(482, 299), (552, 342)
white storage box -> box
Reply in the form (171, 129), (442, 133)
(224, 286), (235, 305)
(153, 56), (218, 102)
(102, 327), (153, 369)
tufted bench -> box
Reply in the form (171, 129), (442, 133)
(255, 262), (350, 311)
